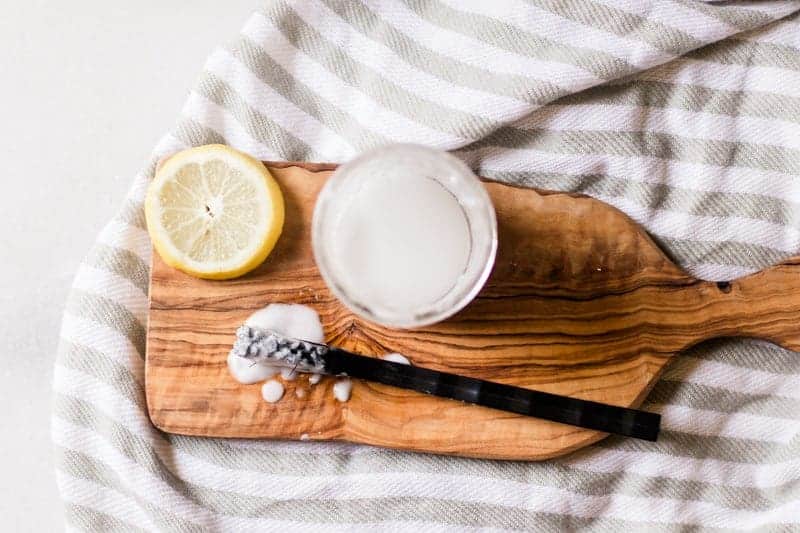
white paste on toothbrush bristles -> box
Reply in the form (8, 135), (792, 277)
(261, 380), (285, 403)
(227, 351), (280, 384)
(228, 303), (325, 388)
(333, 379), (353, 402)
(244, 303), (325, 343)
(229, 303), (363, 406)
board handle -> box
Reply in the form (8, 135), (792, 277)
(706, 256), (800, 351)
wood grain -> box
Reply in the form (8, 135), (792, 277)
(145, 162), (800, 460)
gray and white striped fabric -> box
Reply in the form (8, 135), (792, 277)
(55, 1), (800, 530)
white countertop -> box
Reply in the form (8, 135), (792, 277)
(0, 2), (255, 529)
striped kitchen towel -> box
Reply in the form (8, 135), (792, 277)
(54, 1), (800, 530)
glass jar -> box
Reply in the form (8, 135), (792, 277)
(312, 144), (497, 328)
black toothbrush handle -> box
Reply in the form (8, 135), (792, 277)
(325, 348), (660, 441)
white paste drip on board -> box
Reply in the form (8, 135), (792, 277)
(261, 380), (284, 403)
(382, 353), (411, 365)
(333, 379), (353, 402)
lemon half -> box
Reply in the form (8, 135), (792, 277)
(145, 145), (284, 279)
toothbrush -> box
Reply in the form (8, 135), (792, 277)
(231, 325), (660, 441)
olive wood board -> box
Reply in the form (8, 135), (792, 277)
(145, 161), (800, 460)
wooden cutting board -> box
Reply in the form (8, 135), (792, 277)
(145, 162), (800, 460)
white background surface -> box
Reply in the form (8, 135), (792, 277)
(0, 1), (256, 529)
